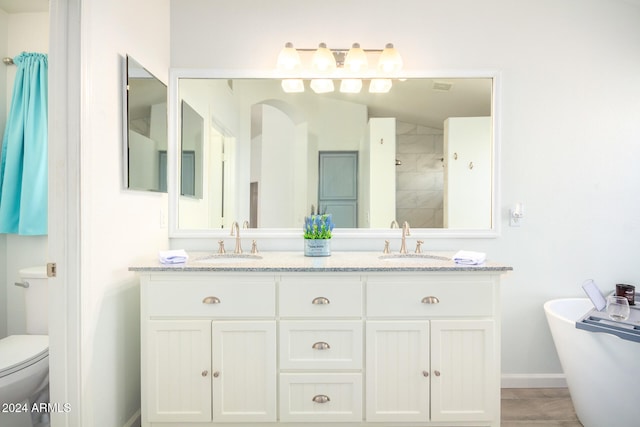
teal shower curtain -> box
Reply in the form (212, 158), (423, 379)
(0, 52), (48, 235)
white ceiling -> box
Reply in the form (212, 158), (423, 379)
(325, 78), (492, 130)
(0, 0), (48, 14)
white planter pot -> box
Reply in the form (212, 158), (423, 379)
(304, 239), (331, 257)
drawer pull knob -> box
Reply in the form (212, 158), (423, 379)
(202, 296), (221, 304)
(312, 394), (330, 404)
(312, 296), (330, 305)
(202, 370), (208, 377)
(422, 370), (429, 377)
(213, 371), (220, 378)
(312, 341), (331, 350)
(421, 296), (440, 304)
(434, 370), (441, 377)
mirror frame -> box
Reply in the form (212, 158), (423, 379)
(168, 68), (501, 240)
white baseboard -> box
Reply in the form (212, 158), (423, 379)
(501, 373), (567, 388)
(123, 409), (141, 427)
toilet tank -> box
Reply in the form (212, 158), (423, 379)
(19, 266), (48, 335)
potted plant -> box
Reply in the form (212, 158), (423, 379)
(303, 211), (335, 257)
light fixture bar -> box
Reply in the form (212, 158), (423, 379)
(277, 42), (402, 94)
(292, 48), (385, 53)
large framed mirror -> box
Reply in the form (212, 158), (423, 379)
(168, 70), (500, 238)
(123, 55), (168, 192)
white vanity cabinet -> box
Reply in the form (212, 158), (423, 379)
(366, 276), (498, 423)
(141, 274), (277, 425)
(138, 265), (505, 427)
(278, 275), (364, 422)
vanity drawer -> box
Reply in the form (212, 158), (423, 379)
(148, 279), (276, 318)
(279, 276), (363, 318)
(279, 373), (362, 422)
(280, 321), (363, 370)
(366, 279), (494, 318)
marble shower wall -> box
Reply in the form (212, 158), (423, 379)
(395, 121), (444, 228)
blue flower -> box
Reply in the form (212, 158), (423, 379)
(303, 214), (334, 239)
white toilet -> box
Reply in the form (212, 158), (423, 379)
(0, 266), (49, 426)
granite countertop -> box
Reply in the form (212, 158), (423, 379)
(130, 251), (513, 273)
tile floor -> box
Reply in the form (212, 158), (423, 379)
(501, 388), (583, 426)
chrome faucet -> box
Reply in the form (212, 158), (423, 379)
(242, 220), (250, 229)
(390, 220), (399, 228)
(230, 221), (243, 254)
(399, 221), (411, 254)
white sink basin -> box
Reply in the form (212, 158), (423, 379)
(195, 254), (262, 264)
(379, 254), (450, 263)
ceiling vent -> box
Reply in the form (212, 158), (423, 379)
(432, 81), (453, 91)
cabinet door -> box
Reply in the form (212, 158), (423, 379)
(146, 320), (212, 422)
(430, 319), (496, 422)
(212, 321), (277, 422)
(365, 321), (430, 422)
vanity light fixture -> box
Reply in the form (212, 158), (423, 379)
(276, 42), (402, 94)
(378, 43), (403, 74)
(311, 43), (337, 73)
(311, 43), (337, 94)
(310, 78), (335, 94)
(281, 79), (305, 93)
(340, 78), (363, 93)
(276, 42), (302, 71)
(343, 43), (368, 73)
(369, 78), (393, 93)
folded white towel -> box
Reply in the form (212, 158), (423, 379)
(453, 250), (486, 265)
(159, 249), (189, 264)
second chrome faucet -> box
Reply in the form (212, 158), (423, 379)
(384, 221), (422, 254)
(230, 221), (243, 254)
(399, 221), (411, 254)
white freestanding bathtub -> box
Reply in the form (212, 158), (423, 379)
(544, 298), (640, 427)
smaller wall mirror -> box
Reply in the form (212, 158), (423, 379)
(123, 55), (168, 192)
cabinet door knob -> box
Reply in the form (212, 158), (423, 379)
(434, 370), (441, 377)
(312, 296), (330, 305)
(422, 370), (429, 377)
(312, 341), (331, 350)
(213, 371), (220, 378)
(202, 296), (221, 304)
(312, 394), (330, 404)
(201, 370), (209, 377)
(421, 296), (440, 304)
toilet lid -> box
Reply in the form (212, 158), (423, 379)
(0, 335), (49, 378)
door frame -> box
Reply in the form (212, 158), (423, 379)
(48, 0), (82, 426)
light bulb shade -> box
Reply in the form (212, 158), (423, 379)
(310, 78), (335, 93)
(311, 43), (336, 73)
(369, 79), (393, 93)
(340, 79), (362, 93)
(344, 43), (368, 73)
(377, 43), (403, 74)
(281, 79), (305, 93)
(277, 42), (301, 71)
